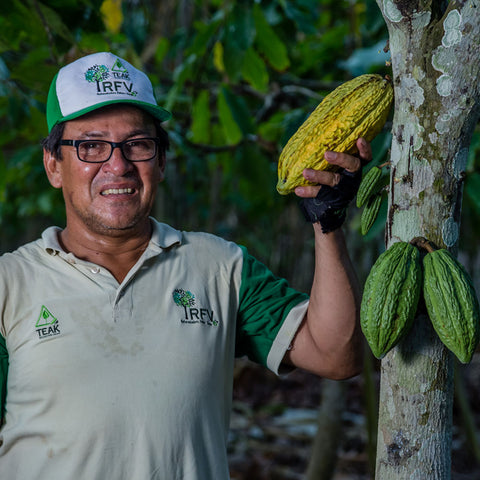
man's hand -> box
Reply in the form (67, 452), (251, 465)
(295, 138), (372, 233)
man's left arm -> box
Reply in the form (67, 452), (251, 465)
(283, 138), (371, 379)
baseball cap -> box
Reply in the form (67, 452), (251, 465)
(46, 52), (171, 132)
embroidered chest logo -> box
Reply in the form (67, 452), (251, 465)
(172, 289), (218, 327)
(84, 59), (138, 97)
(35, 306), (61, 339)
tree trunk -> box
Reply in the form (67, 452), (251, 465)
(374, 1), (480, 478)
(305, 379), (346, 480)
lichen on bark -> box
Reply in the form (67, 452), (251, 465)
(373, 0), (480, 478)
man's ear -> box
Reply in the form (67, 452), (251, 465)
(43, 149), (63, 189)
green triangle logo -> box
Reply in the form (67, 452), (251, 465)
(111, 59), (127, 73)
(36, 306), (57, 327)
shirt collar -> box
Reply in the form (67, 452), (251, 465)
(149, 218), (182, 250)
(42, 226), (64, 255)
(41, 218), (182, 255)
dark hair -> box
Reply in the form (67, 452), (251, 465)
(42, 115), (170, 161)
(42, 122), (65, 159)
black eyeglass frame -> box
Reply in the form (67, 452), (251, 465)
(59, 137), (160, 163)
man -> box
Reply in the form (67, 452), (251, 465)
(0, 52), (369, 479)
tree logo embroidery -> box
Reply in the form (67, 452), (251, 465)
(35, 306), (61, 339)
(172, 289), (218, 326)
(84, 64), (110, 83)
(173, 289), (195, 307)
(84, 59), (137, 97)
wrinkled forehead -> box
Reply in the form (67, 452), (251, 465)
(74, 103), (156, 122)
(63, 104), (157, 135)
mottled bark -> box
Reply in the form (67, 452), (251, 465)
(374, 1), (480, 478)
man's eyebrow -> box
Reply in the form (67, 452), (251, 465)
(78, 131), (109, 138)
(127, 129), (156, 138)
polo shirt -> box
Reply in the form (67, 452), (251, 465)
(0, 219), (309, 479)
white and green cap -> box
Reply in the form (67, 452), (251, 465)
(46, 52), (171, 132)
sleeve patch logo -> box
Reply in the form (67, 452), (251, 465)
(172, 289), (218, 327)
(35, 306), (61, 339)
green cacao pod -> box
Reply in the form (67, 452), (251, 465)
(357, 166), (382, 208)
(361, 241), (422, 359)
(277, 74), (394, 195)
(360, 193), (382, 236)
(423, 249), (480, 364)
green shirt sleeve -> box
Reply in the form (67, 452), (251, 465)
(0, 334), (7, 422)
(235, 246), (309, 366)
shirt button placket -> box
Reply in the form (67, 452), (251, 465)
(113, 288), (132, 323)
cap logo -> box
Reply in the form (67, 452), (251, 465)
(84, 58), (137, 97)
(85, 64), (109, 83)
(48, 52), (171, 131)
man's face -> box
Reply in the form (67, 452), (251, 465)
(44, 105), (165, 238)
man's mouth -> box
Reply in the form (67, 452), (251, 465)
(101, 188), (135, 196)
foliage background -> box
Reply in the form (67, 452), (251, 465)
(1, 0), (480, 477)
(2, 0), (478, 286)
(0, 0), (396, 278)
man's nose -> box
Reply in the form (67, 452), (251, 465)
(102, 146), (134, 175)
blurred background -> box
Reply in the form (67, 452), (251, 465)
(1, 1), (479, 478)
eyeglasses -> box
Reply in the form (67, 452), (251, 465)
(59, 137), (160, 163)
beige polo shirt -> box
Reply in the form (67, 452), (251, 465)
(0, 219), (309, 479)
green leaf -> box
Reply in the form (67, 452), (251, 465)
(242, 47), (269, 92)
(165, 54), (196, 111)
(221, 3), (255, 81)
(467, 129), (480, 170)
(257, 111), (286, 143)
(339, 40), (390, 76)
(189, 90), (211, 144)
(281, 0), (319, 34)
(222, 30), (245, 81)
(0, 57), (9, 81)
(234, 142), (276, 212)
(38, 2), (76, 43)
(221, 86), (254, 135)
(217, 88), (242, 145)
(154, 37), (170, 65)
(212, 41), (225, 74)
(0, 0), (46, 50)
(253, 4), (290, 71)
(230, 3), (256, 50)
(9, 47), (58, 93)
(76, 32), (112, 54)
(465, 172), (480, 214)
(187, 19), (222, 58)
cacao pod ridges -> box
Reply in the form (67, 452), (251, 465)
(277, 74), (394, 195)
(360, 193), (383, 236)
(422, 248), (480, 364)
(356, 161), (389, 209)
(360, 241), (422, 359)
(356, 166), (382, 208)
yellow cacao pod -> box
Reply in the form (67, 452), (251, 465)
(276, 74), (393, 195)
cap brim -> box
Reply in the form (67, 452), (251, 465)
(58, 99), (172, 125)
